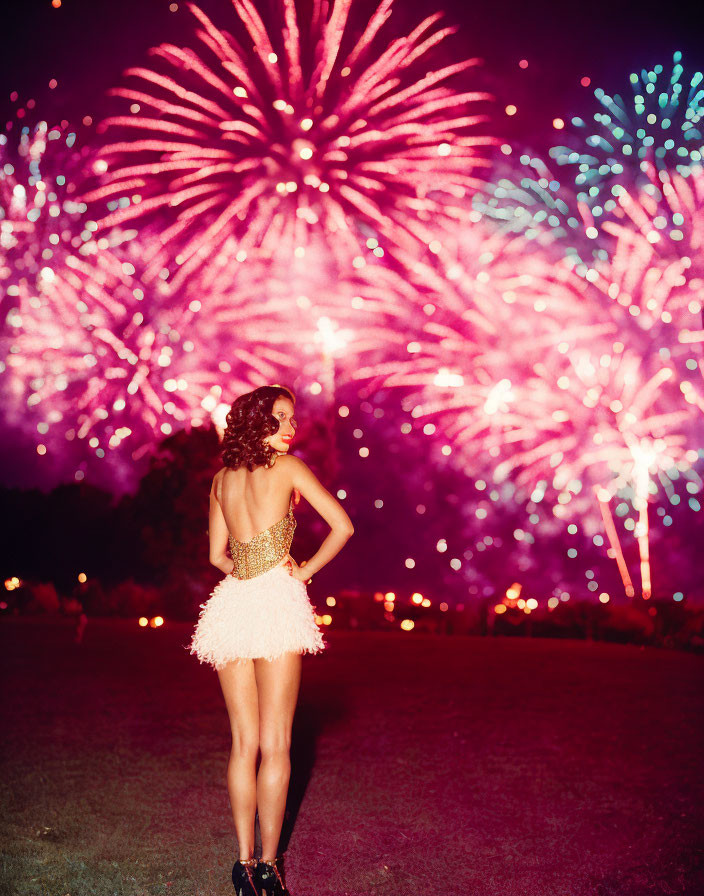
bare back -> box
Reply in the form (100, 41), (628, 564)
(214, 463), (293, 543)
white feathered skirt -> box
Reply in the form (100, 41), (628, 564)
(187, 563), (325, 669)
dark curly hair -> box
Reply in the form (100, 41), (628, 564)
(222, 385), (296, 471)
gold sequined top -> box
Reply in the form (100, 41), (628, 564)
(228, 502), (296, 580)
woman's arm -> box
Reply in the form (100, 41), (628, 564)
(208, 474), (232, 575)
(284, 456), (354, 579)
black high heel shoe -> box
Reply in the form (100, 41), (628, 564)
(232, 858), (259, 896)
(257, 855), (290, 896)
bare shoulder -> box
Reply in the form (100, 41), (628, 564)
(210, 466), (227, 495)
(275, 454), (308, 473)
(276, 454), (307, 469)
(275, 454), (312, 485)
(212, 466), (228, 483)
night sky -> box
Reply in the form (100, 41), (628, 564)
(1, 0), (702, 600)
(1, 0), (702, 489)
(3, 0), (703, 157)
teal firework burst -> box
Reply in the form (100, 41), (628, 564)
(473, 53), (704, 273)
(551, 51), (703, 213)
(471, 150), (605, 273)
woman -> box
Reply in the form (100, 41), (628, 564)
(188, 385), (354, 896)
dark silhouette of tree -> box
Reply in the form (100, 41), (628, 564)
(117, 426), (222, 616)
(0, 482), (117, 590)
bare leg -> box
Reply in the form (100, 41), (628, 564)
(255, 652), (302, 862)
(218, 660), (259, 860)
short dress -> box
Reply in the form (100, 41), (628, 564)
(187, 501), (325, 669)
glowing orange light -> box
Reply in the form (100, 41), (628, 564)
(421, 598), (431, 607)
(322, 614), (332, 625)
(153, 616), (164, 627)
(326, 596), (336, 607)
(138, 617), (149, 627)
(4, 577), (21, 591)
(52, 0), (61, 8)
(552, 118), (565, 129)
(400, 619), (415, 631)
(439, 602), (448, 612)
(383, 601), (395, 612)
(505, 104), (517, 116)
(373, 592), (385, 602)
(505, 583), (522, 601)
(385, 592), (396, 601)
(77, 573), (87, 583)
(411, 593), (423, 605)
(494, 604), (507, 614)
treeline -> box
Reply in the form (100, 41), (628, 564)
(0, 428), (221, 616)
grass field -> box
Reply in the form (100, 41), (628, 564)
(1, 618), (703, 896)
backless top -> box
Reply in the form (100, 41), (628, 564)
(228, 498), (296, 580)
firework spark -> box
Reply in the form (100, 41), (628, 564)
(470, 148), (602, 272)
(604, 161), (704, 269)
(587, 222), (704, 412)
(470, 54), (703, 269)
(485, 346), (698, 599)
(0, 120), (92, 325)
(551, 51), (704, 211)
(352, 221), (603, 404)
(1, 248), (231, 467)
(350, 218), (703, 596)
(189, 235), (412, 397)
(83, 0), (495, 288)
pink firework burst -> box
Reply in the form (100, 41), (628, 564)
(83, 0), (495, 288)
(587, 225), (704, 402)
(1, 248), (232, 465)
(372, 219), (704, 460)
(350, 220), (703, 596)
(352, 222), (602, 407)
(485, 349), (697, 502)
(603, 162), (704, 272)
(0, 120), (92, 320)
(187, 234), (412, 401)
(482, 343), (700, 599)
